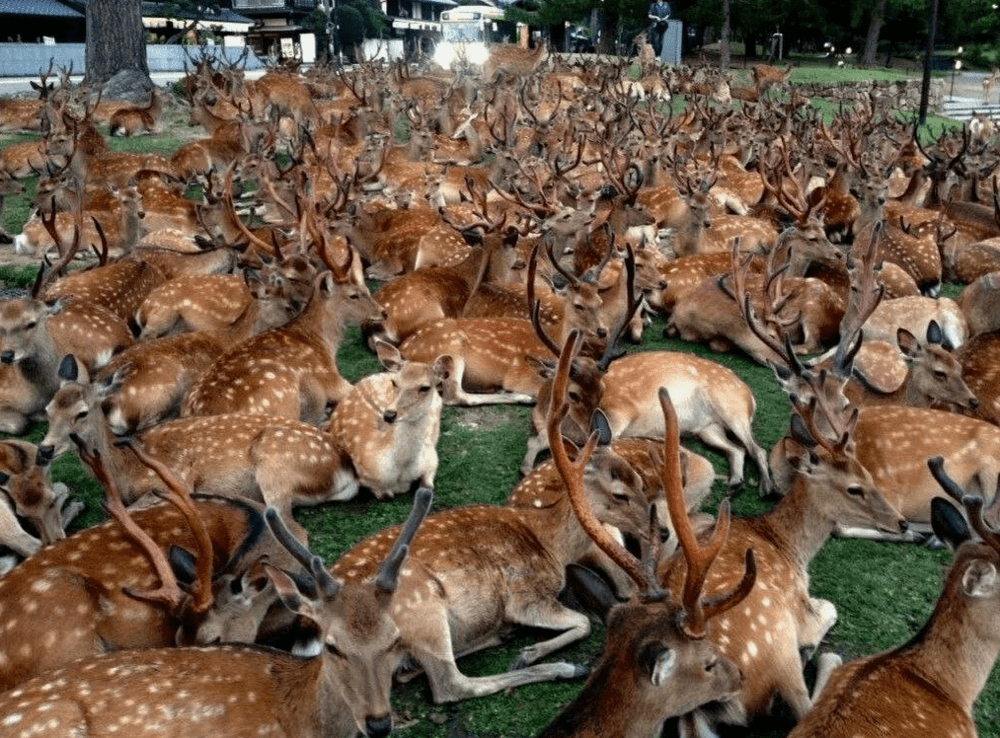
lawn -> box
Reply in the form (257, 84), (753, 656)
(0, 64), (996, 738)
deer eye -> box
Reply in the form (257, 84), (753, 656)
(933, 370), (947, 381)
(847, 486), (865, 498)
(75, 409), (89, 420)
(418, 385), (431, 394)
(325, 641), (346, 659)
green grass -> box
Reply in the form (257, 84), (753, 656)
(0, 73), (998, 737)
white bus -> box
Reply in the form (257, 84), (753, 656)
(434, 4), (506, 69)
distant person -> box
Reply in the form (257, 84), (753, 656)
(648, 1), (671, 56)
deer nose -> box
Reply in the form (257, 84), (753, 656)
(970, 397), (981, 409)
(365, 715), (392, 738)
(596, 327), (608, 339)
(36, 445), (55, 463)
(898, 519), (909, 534)
(382, 409), (397, 424)
(0, 350), (14, 364)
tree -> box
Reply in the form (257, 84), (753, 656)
(861, 0), (887, 66)
(158, 0), (227, 45)
(84, 0), (152, 88)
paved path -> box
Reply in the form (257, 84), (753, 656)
(0, 69), (265, 95)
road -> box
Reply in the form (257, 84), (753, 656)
(0, 69), (266, 95)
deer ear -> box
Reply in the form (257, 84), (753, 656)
(168, 545), (198, 586)
(58, 353), (80, 383)
(374, 340), (404, 372)
(565, 563), (621, 622)
(432, 354), (454, 383)
(264, 563), (320, 622)
(642, 643), (677, 686)
(961, 560), (999, 599)
(926, 320), (943, 346)
(896, 327), (918, 357)
(45, 297), (66, 316)
(592, 409), (612, 446)
(930, 496), (971, 550)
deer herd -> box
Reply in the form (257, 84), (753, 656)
(0, 42), (998, 738)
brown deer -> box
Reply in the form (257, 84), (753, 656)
(0, 60), (55, 133)
(0, 439), (81, 559)
(182, 251), (385, 424)
(108, 87), (164, 137)
(787, 468), (1000, 738)
(657, 381), (907, 734)
(0, 436), (314, 691)
(0, 486), (433, 738)
(326, 403), (660, 704)
(326, 341), (449, 500)
(38, 355), (361, 531)
(537, 333), (757, 738)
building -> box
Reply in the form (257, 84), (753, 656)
(0, 0), (83, 43)
(230, 0), (318, 60)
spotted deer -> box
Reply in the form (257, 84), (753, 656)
(134, 268), (306, 343)
(657, 382), (907, 734)
(38, 355), (360, 532)
(0, 489), (433, 738)
(0, 439), (81, 560)
(182, 250), (385, 424)
(327, 406), (661, 704)
(0, 60), (56, 133)
(0, 292), (132, 434)
(537, 334), (756, 738)
(0, 438), (312, 692)
(326, 341), (449, 500)
(787, 471), (1000, 738)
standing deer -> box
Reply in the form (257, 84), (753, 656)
(0, 489), (434, 738)
(788, 463), (1000, 738)
(537, 332), (757, 738)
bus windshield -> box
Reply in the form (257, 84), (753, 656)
(442, 22), (484, 44)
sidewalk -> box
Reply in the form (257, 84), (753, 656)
(0, 69), (266, 95)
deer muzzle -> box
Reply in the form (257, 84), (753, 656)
(36, 445), (55, 464)
(364, 714), (392, 738)
(0, 350), (14, 364)
(382, 409), (397, 424)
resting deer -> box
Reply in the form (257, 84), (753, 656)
(0, 437), (311, 691)
(182, 251), (385, 424)
(38, 355), (360, 532)
(788, 464), (1000, 738)
(658, 379), (907, 734)
(327, 400), (661, 703)
(538, 332), (757, 738)
(327, 341), (449, 500)
(109, 87), (164, 137)
(0, 292), (132, 434)
(0, 439), (81, 560)
(0, 487), (434, 738)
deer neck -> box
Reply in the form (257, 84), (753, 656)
(517, 495), (594, 566)
(761, 477), (836, 565)
(901, 562), (1000, 713)
(288, 296), (346, 360)
(539, 663), (638, 738)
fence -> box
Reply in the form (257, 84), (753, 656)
(0, 43), (263, 77)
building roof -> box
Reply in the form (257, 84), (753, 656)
(142, 2), (253, 25)
(0, 0), (82, 17)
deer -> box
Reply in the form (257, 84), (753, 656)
(0, 485), (434, 738)
(181, 249), (386, 424)
(0, 435), (314, 691)
(326, 397), (661, 704)
(536, 332), (757, 738)
(42, 257), (167, 323)
(654, 372), (907, 735)
(0, 439), (81, 560)
(787, 465), (1000, 738)
(0, 288), (132, 434)
(983, 69), (1000, 105)
(134, 268), (307, 343)
(38, 355), (361, 534)
(0, 60), (56, 133)
(108, 87), (165, 137)
(326, 341), (449, 500)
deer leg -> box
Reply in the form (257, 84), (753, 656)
(797, 597), (837, 662)
(409, 613), (586, 704)
(693, 425), (747, 491)
(811, 652), (843, 702)
(439, 355), (534, 406)
(505, 597), (592, 669)
(677, 711), (721, 738)
(520, 432), (550, 475)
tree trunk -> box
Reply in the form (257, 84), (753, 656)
(598, 8), (615, 55)
(720, 0), (731, 70)
(85, 0), (151, 86)
(861, 0), (887, 68)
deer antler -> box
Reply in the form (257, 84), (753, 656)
(659, 388), (756, 638)
(117, 438), (215, 614)
(547, 330), (663, 598)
